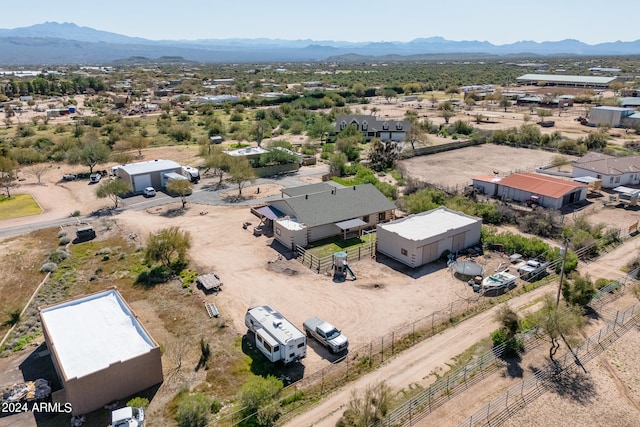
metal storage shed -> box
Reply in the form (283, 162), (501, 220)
(376, 207), (481, 268)
(114, 159), (181, 193)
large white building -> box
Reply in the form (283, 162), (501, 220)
(40, 288), (163, 415)
(114, 159), (182, 193)
(376, 207), (482, 268)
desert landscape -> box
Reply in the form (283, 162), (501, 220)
(0, 95), (639, 427)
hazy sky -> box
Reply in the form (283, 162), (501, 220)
(1, 0), (637, 45)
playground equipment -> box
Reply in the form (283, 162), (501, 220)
(333, 252), (356, 281)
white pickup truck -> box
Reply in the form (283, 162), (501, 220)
(303, 317), (348, 354)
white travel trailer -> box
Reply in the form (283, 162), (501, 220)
(245, 305), (306, 365)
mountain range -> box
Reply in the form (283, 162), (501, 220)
(1, 22), (639, 65)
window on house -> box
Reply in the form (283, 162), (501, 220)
(383, 122), (389, 130)
(610, 177), (614, 183)
(340, 121), (346, 130)
(396, 122), (403, 130)
(401, 248), (408, 256)
(596, 174), (601, 179)
(362, 121), (368, 131)
(615, 176), (621, 183)
(362, 215), (370, 223)
(378, 212), (385, 221)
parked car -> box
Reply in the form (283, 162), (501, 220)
(62, 173), (77, 181)
(142, 187), (156, 197)
(89, 173), (102, 183)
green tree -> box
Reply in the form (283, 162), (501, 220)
(368, 138), (399, 171)
(253, 120), (271, 148)
(536, 108), (553, 124)
(227, 157), (256, 197)
(237, 375), (283, 422)
(438, 101), (455, 124)
(492, 305), (522, 356)
(130, 135), (149, 159)
(352, 82), (366, 97)
(95, 178), (131, 208)
(562, 273), (597, 308)
(329, 152), (348, 177)
(67, 139), (111, 174)
(336, 382), (391, 427)
(202, 146), (230, 187)
(500, 96), (512, 112)
(145, 226), (192, 268)
(405, 124), (429, 150)
(0, 156), (18, 197)
(166, 179), (194, 209)
(176, 392), (217, 427)
(532, 294), (586, 362)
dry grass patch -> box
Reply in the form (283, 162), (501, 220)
(0, 194), (42, 219)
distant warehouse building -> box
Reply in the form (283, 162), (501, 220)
(515, 74), (618, 88)
(114, 159), (182, 193)
(588, 106), (640, 127)
(376, 207), (482, 268)
(39, 288), (163, 415)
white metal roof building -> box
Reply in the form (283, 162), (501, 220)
(114, 159), (182, 193)
(516, 74), (618, 88)
(40, 288), (163, 415)
(376, 207), (482, 268)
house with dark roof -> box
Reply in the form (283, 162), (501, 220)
(264, 183), (397, 248)
(335, 115), (411, 142)
(572, 152), (640, 188)
(472, 173), (587, 209)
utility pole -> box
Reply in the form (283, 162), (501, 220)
(556, 239), (569, 307)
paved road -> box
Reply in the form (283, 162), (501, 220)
(0, 165), (329, 240)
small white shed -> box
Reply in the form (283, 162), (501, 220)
(376, 207), (482, 268)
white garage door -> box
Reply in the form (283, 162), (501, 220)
(451, 232), (467, 252)
(132, 174), (152, 192)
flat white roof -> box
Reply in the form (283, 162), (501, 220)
(276, 217), (306, 231)
(378, 207), (480, 241)
(118, 159), (181, 176)
(224, 147), (268, 157)
(40, 289), (156, 379)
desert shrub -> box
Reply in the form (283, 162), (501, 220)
(126, 397), (150, 409)
(175, 393), (218, 427)
(40, 262), (58, 273)
(49, 248), (70, 263)
(58, 236), (71, 246)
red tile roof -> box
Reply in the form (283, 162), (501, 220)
(498, 173), (586, 198)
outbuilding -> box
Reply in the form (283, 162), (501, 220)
(376, 207), (482, 268)
(39, 288), (163, 415)
(114, 159), (181, 193)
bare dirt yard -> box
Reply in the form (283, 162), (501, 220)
(1, 105), (640, 426)
(397, 144), (578, 190)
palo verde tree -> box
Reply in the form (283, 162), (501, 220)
(226, 156), (256, 197)
(95, 178), (132, 208)
(166, 179), (194, 209)
(201, 145), (230, 187)
(0, 155), (18, 197)
(531, 294), (586, 363)
(67, 137), (111, 174)
(145, 226), (192, 269)
(336, 382), (392, 427)
(368, 138), (399, 171)
(491, 305), (523, 356)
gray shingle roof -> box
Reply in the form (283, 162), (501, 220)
(270, 183), (396, 227)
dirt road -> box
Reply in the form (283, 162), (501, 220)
(281, 239), (637, 427)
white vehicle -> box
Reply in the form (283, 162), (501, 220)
(516, 259), (548, 281)
(142, 187), (156, 197)
(181, 165), (200, 183)
(89, 172), (102, 183)
(303, 317), (348, 354)
(245, 305), (306, 365)
(111, 406), (145, 427)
